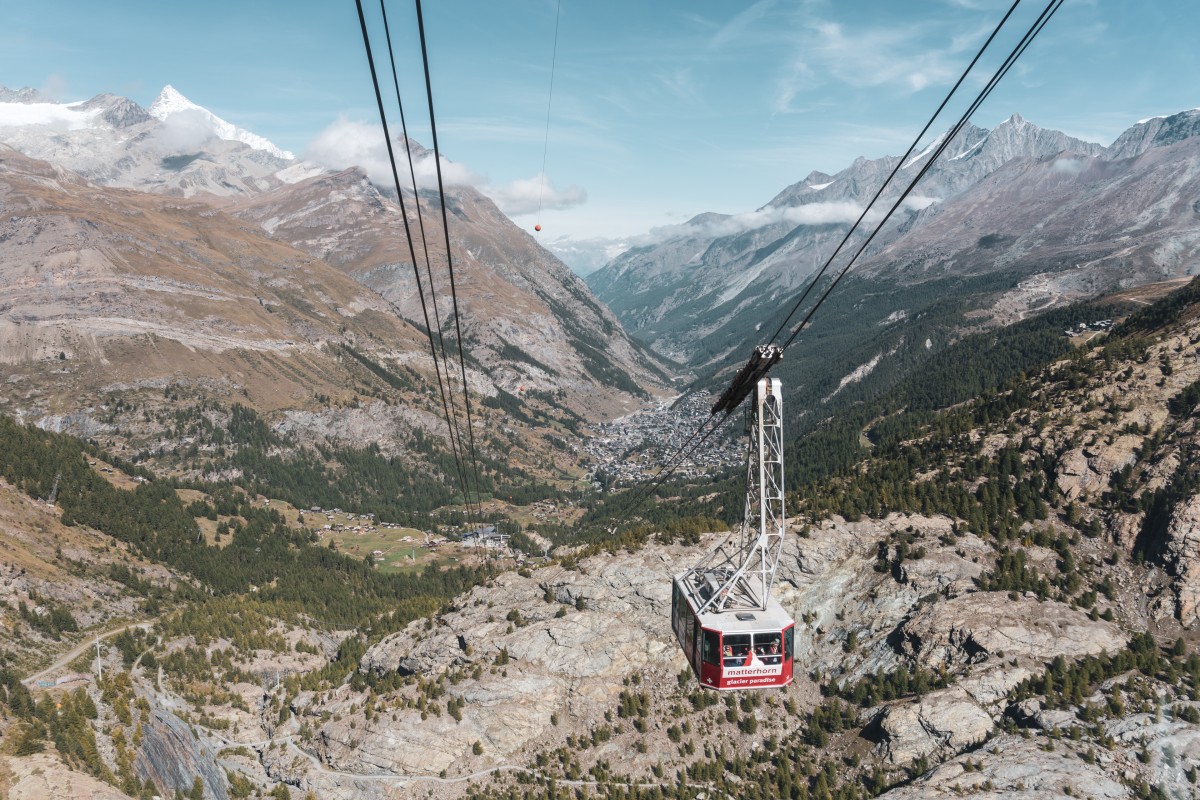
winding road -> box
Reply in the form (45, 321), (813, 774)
(22, 618), (156, 689)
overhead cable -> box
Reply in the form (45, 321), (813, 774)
(536, 0), (563, 229)
(354, 0), (474, 507)
(377, 0), (477, 515)
(413, 0), (485, 517)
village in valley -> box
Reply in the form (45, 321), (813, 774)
(584, 391), (743, 486)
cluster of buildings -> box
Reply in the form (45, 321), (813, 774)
(526, 500), (569, 525)
(1064, 319), (1114, 337)
(462, 525), (510, 549)
(295, 504), (445, 546)
(583, 391), (742, 486)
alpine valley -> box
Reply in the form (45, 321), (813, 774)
(0, 83), (1198, 800)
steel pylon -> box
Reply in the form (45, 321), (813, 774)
(679, 377), (786, 615)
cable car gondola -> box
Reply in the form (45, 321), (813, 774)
(672, 370), (794, 690)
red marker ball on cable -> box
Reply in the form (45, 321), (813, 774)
(534, 224), (542, 232)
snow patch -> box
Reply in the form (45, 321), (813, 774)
(275, 162), (328, 184)
(902, 133), (946, 170)
(808, 181), (833, 191)
(1134, 110), (1200, 124)
(0, 101), (102, 130)
(951, 136), (989, 161)
(149, 85), (294, 160)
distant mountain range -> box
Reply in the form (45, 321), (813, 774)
(587, 110), (1200, 375)
(0, 84), (671, 487)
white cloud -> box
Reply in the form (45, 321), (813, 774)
(0, 101), (97, 131)
(304, 117), (481, 189)
(567, 195), (938, 263)
(902, 195), (941, 211)
(149, 108), (217, 154)
(486, 174), (586, 216)
(305, 117), (585, 215)
(722, 201), (864, 233)
(1051, 157), (1085, 174)
(629, 201), (865, 245)
(774, 13), (977, 112)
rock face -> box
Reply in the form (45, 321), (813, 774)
(135, 708), (229, 800)
(874, 592), (1128, 764)
(877, 687), (996, 765)
(1108, 703), (1200, 799)
(897, 593), (1127, 670)
(1055, 436), (1143, 500)
(877, 733), (1131, 799)
(1165, 492), (1200, 627)
(319, 550), (684, 781)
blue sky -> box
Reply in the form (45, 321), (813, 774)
(3, 0), (1199, 264)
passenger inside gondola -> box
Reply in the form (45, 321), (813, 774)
(755, 633), (783, 665)
(723, 634), (753, 666)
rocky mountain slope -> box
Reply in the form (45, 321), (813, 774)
(289, 278), (1200, 799)
(0, 85), (672, 493)
(3, 277), (1199, 799)
(0, 144), (470, 473)
(228, 155), (670, 417)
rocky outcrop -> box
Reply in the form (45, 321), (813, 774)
(1164, 492), (1200, 627)
(877, 733), (1131, 799)
(875, 673), (1025, 766)
(1108, 703), (1200, 799)
(1055, 435), (1142, 500)
(778, 515), (913, 680)
(897, 593), (1127, 670)
(135, 708), (229, 800)
(874, 593), (1127, 764)
(895, 533), (989, 597)
(333, 550), (685, 776)
(877, 686), (995, 765)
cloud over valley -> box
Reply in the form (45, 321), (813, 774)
(305, 118), (585, 216)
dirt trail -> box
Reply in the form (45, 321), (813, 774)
(22, 619), (155, 689)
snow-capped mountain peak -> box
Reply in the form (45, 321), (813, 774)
(148, 85), (294, 160)
(147, 84), (193, 117)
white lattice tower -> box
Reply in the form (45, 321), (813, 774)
(680, 377), (787, 615)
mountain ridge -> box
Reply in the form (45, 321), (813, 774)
(587, 112), (1112, 366)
